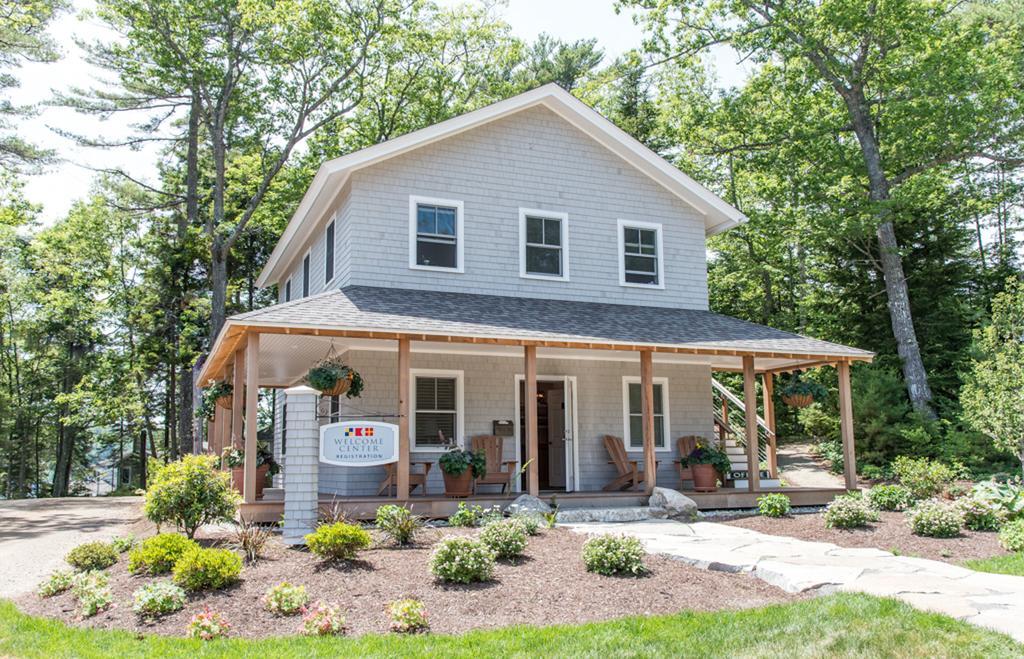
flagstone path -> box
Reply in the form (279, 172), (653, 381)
(565, 519), (1024, 642)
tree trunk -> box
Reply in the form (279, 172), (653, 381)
(210, 242), (228, 344)
(179, 364), (194, 455)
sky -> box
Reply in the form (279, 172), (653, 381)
(11, 0), (746, 224)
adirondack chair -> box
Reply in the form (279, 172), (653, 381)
(602, 435), (658, 491)
(471, 435), (517, 493)
(675, 435), (701, 485)
(376, 462), (432, 496)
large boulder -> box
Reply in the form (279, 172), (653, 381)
(556, 507), (651, 523)
(505, 494), (552, 515)
(649, 487), (699, 522)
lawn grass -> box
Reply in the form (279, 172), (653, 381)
(1, 593), (1021, 658)
(966, 552), (1024, 577)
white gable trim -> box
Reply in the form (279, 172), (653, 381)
(257, 83), (745, 288)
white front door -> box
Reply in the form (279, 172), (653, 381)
(562, 378), (576, 491)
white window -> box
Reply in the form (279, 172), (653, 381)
(617, 219), (664, 288)
(411, 369), (464, 451)
(621, 376), (670, 451)
(325, 220), (335, 284)
(284, 279), (291, 302)
(409, 195), (464, 272)
(302, 252), (310, 297)
(519, 208), (569, 280)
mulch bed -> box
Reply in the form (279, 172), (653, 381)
(16, 526), (799, 638)
(711, 511), (1007, 564)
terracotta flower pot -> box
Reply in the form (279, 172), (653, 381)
(231, 463), (270, 499)
(320, 375), (352, 398)
(782, 393), (814, 408)
(691, 463), (719, 492)
(442, 470), (474, 498)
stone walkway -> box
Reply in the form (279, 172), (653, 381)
(565, 519), (1024, 642)
(776, 441), (845, 488)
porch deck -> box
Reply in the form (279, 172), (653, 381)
(239, 487), (848, 523)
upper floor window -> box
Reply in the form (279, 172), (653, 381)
(284, 279), (291, 302)
(302, 253), (310, 297)
(622, 376), (669, 451)
(325, 220), (335, 284)
(519, 208), (569, 281)
(411, 369), (463, 451)
(618, 219), (664, 288)
(409, 195), (464, 272)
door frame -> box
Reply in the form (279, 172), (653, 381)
(512, 374), (580, 492)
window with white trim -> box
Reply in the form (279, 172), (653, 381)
(618, 220), (663, 287)
(622, 376), (669, 450)
(325, 220), (335, 284)
(519, 208), (568, 280)
(284, 279), (291, 302)
(411, 370), (463, 450)
(409, 196), (464, 271)
(302, 253), (310, 297)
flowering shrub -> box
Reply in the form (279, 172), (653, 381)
(388, 599), (429, 634)
(37, 569), (75, 598)
(172, 547), (242, 591)
(65, 541), (118, 572)
(264, 582), (309, 615)
(128, 533), (199, 575)
(907, 500), (963, 538)
(865, 484), (914, 511)
(300, 601), (346, 636)
(957, 497), (1006, 532)
(479, 519), (529, 559)
(756, 493), (791, 518)
(823, 495), (875, 529)
(132, 581), (187, 618)
(110, 535), (138, 553)
(891, 456), (955, 500)
(582, 534), (646, 576)
(305, 522), (372, 561)
(375, 505), (423, 546)
(510, 512), (542, 535)
(72, 571), (113, 618)
(187, 607), (231, 640)
(1000, 519), (1024, 552)
(429, 537), (495, 583)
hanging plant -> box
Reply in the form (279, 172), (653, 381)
(196, 381), (233, 420)
(307, 358), (364, 398)
(780, 375), (828, 408)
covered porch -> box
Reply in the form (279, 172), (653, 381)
(197, 287), (872, 525)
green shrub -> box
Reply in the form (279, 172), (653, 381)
(429, 537), (495, 583)
(757, 493), (791, 518)
(907, 500), (963, 538)
(510, 511), (542, 535)
(388, 598), (429, 633)
(811, 438), (844, 475)
(957, 497), (1006, 532)
(132, 581), (187, 618)
(301, 601), (346, 636)
(582, 534), (646, 576)
(447, 502), (501, 527)
(305, 522), (372, 561)
(172, 547), (242, 591)
(65, 541), (118, 572)
(865, 484), (914, 511)
(971, 480), (1024, 521)
(128, 533), (199, 575)
(891, 456), (955, 500)
(187, 607), (231, 640)
(37, 570), (75, 598)
(999, 519), (1024, 552)
(943, 482), (971, 500)
(110, 535), (137, 553)
(72, 571), (112, 618)
(374, 505), (423, 546)
(824, 495), (875, 529)
(263, 582), (308, 615)
(479, 519), (529, 559)
(143, 454), (240, 538)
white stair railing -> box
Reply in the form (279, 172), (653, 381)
(711, 378), (775, 475)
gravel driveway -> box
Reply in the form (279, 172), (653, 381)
(0, 497), (142, 597)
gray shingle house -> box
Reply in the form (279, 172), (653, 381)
(197, 84), (871, 526)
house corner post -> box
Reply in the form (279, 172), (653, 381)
(397, 338), (411, 500)
(243, 333), (260, 504)
(640, 350), (656, 494)
(762, 373), (777, 478)
(282, 385), (320, 545)
(742, 356), (760, 493)
(838, 361), (857, 491)
(524, 345), (539, 496)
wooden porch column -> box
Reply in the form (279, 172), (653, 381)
(762, 373), (777, 478)
(640, 350), (657, 494)
(837, 361), (858, 491)
(742, 356), (760, 492)
(243, 333), (260, 504)
(396, 338), (411, 500)
(524, 345), (539, 496)
(231, 346), (245, 450)
(206, 418), (215, 455)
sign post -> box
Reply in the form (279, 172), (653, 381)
(319, 421), (399, 467)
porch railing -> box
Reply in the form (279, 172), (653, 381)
(711, 378), (773, 474)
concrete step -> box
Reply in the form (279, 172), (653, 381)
(731, 479), (782, 489)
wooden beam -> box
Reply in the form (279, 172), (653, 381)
(397, 338), (411, 500)
(524, 345), (539, 496)
(231, 345), (245, 451)
(837, 361), (857, 491)
(762, 373), (777, 478)
(640, 350), (657, 494)
(742, 356), (760, 493)
(243, 333), (260, 504)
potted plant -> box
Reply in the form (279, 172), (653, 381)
(780, 375), (828, 408)
(680, 441), (732, 492)
(196, 381), (233, 420)
(222, 441), (279, 498)
(306, 358), (364, 398)
(438, 448), (486, 498)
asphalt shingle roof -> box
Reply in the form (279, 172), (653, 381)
(231, 286), (872, 358)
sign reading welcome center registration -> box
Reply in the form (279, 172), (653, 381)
(319, 421), (399, 467)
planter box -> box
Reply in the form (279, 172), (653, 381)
(231, 464), (270, 499)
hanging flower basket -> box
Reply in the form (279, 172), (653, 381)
(306, 349), (364, 399)
(196, 381), (233, 420)
(780, 376), (828, 408)
(782, 393), (815, 408)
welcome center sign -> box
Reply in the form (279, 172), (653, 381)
(320, 421), (399, 467)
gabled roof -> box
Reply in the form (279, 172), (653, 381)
(256, 83), (746, 287)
